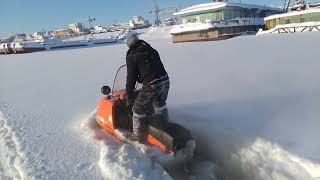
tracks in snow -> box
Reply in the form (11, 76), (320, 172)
(0, 104), (51, 179)
(0, 110), (26, 179)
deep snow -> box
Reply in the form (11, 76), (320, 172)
(1, 27), (320, 179)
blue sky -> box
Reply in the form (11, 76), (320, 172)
(0, 0), (318, 36)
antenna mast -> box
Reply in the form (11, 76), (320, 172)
(154, 0), (160, 26)
(87, 16), (96, 29)
(149, 0), (177, 26)
(284, 0), (291, 12)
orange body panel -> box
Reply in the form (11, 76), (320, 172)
(97, 93), (173, 154)
(96, 98), (116, 136)
(147, 135), (172, 154)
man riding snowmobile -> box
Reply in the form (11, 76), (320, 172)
(126, 33), (170, 142)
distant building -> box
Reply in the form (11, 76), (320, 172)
(14, 34), (27, 42)
(175, 1), (280, 24)
(106, 25), (117, 32)
(165, 18), (176, 26)
(47, 31), (54, 37)
(129, 16), (151, 29)
(259, 1), (320, 34)
(33, 31), (46, 36)
(114, 22), (131, 31)
(69, 23), (84, 35)
(53, 29), (72, 38)
(32, 31), (47, 40)
(0, 36), (15, 43)
(171, 1), (282, 42)
(93, 26), (107, 33)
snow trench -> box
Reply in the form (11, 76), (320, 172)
(80, 110), (172, 180)
(80, 109), (320, 180)
(172, 111), (320, 180)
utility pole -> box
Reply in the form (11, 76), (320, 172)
(154, 0), (160, 26)
(284, 0), (291, 12)
(149, 0), (177, 26)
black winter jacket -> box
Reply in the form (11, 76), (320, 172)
(126, 40), (168, 98)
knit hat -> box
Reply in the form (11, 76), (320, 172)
(127, 33), (139, 48)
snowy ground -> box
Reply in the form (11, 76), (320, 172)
(1, 27), (320, 180)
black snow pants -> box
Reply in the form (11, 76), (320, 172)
(132, 79), (170, 137)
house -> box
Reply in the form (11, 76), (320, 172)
(165, 18), (176, 26)
(69, 23), (84, 35)
(129, 16), (151, 29)
(170, 0), (282, 42)
(93, 26), (107, 33)
(0, 36), (15, 43)
(258, 1), (320, 34)
(32, 31), (47, 40)
(53, 29), (73, 38)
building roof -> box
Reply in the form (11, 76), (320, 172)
(173, 2), (282, 16)
(265, 8), (320, 21)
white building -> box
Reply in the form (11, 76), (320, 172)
(129, 16), (151, 29)
(69, 23), (84, 34)
(94, 26), (107, 33)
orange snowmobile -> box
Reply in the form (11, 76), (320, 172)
(96, 65), (195, 159)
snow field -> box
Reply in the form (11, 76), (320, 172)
(0, 27), (320, 179)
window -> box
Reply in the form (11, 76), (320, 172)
(196, 16), (201, 22)
(300, 17), (306, 23)
(216, 12), (222, 21)
(285, 18), (291, 24)
(266, 19), (276, 30)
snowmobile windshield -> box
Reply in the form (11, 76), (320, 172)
(111, 64), (142, 96)
(112, 65), (127, 96)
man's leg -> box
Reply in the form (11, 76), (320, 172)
(131, 86), (155, 142)
(152, 80), (170, 128)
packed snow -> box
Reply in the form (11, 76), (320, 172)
(1, 27), (320, 180)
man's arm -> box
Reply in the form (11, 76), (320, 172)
(126, 54), (138, 98)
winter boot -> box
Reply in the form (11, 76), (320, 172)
(129, 113), (147, 143)
(153, 105), (169, 129)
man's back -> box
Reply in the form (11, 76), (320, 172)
(126, 40), (168, 96)
(125, 35), (170, 143)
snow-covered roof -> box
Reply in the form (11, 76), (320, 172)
(265, 8), (320, 21)
(170, 22), (215, 34)
(174, 2), (226, 16)
(174, 2), (282, 16)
